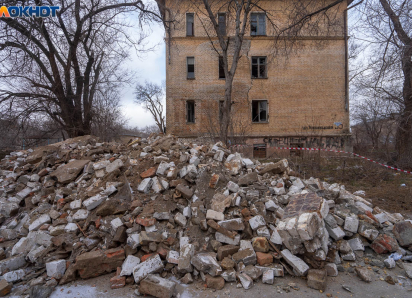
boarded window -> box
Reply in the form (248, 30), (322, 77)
(187, 57), (195, 79)
(250, 13), (266, 36)
(219, 56), (225, 79)
(187, 100), (195, 123)
(251, 56), (267, 78)
(186, 13), (194, 36)
(252, 100), (268, 123)
(253, 144), (267, 158)
(218, 13), (226, 36)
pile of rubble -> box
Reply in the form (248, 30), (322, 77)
(1, 134), (412, 297)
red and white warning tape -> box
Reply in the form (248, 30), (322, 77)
(229, 145), (412, 174)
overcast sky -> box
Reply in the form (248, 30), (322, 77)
(120, 21), (165, 129)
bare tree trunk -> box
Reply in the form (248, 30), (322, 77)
(221, 75), (234, 145)
(396, 48), (412, 166)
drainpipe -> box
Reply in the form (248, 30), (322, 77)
(344, 9), (349, 112)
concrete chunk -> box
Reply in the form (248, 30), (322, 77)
(46, 259), (66, 279)
(280, 249), (309, 276)
(139, 274), (176, 298)
(120, 255), (140, 276)
(133, 254), (164, 283)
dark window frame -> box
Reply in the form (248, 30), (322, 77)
(186, 13), (194, 36)
(218, 13), (226, 36)
(250, 12), (266, 36)
(251, 56), (267, 79)
(187, 57), (195, 79)
(186, 100), (195, 123)
(251, 100), (268, 123)
(219, 56), (225, 79)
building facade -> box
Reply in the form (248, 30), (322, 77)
(159, 0), (352, 156)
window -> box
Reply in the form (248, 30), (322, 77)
(187, 57), (195, 79)
(218, 13), (226, 36)
(251, 56), (267, 78)
(250, 13), (266, 36)
(219, 56), (225, 79)
(187, 100), (195, 123)
(252, 100), (268, 123)
(186, 13), (194, 36)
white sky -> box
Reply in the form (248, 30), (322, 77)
(120, 21), (165, 128)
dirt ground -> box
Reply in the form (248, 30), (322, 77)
(43, 264), (412, 298)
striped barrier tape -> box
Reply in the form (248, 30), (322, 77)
(229, 145), (412, 174)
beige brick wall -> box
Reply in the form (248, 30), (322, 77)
(164, 0), (351, 150)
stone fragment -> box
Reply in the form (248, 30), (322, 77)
(3, 269), (25, 283)
(348, 237), (365, 251)
(191, 253), (222, 276)
(46, 259), (66, 279)
(232, 248), (256, 266)
(392, 221), (412, 247)
(205, 275), (225, 290)
(180, 273), (193, 284)
(218, 218), (245, 231)
(355, 267), (374, 282)
(280, 249), (309, 276)
(384, 258), (396, 269)
(307, 269), (327, 291)
(178, 244), (194, 273)
(138, 178), (153, 193)
(404, 263), (412, 279)
(249, 215), (266, 230)
(237, 272), (253, 289)
(215, 232), (240, 245)
(83, 194), (107, 210)
(325, 263), (338, 276)
(0, 256), (26, 275)
(221, 269), (236, 282)
(176, 184), (193, 199)
(326, 225), (345, 241)
(139, 274), (176, 298)
(262, 269), (274, 284)
(166, 251), (179, 264)
(358, 221), (379, 241)
(73, 209), (89, 221)
(206, 210), (224, 221)
(217, 245), (239, 261)
(0, 280), (12, 297)
(174, 212), (187, 227)
(29, 214), (51, 231)
(50, 160), (89, 183)
(133, 254), (164, 283)
(344, 215), (359, 233)
(226, 181), (240, 193)
(120, 255), (140, 276)
(106, 159), (123, 173)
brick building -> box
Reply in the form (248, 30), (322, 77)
(158, 0), (352, 157)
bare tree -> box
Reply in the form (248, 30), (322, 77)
(134, 81), (166, 133)
(159, 0), (358, 145)
(352, 0), (412, 167)
(0, 0), (160, 138)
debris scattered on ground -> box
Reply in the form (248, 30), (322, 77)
(1, 134), (412, 297)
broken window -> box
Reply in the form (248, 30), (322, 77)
(187, 57), (195, 79)
(187, 100), (195, 123)
(251, 56), (267, 78)
(252, 100), (268, 123)
(218, 13), (226, 36)
(186, 13), (194, 36)
(219, 56), (225, 79)
(250, 13), (266, 36)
